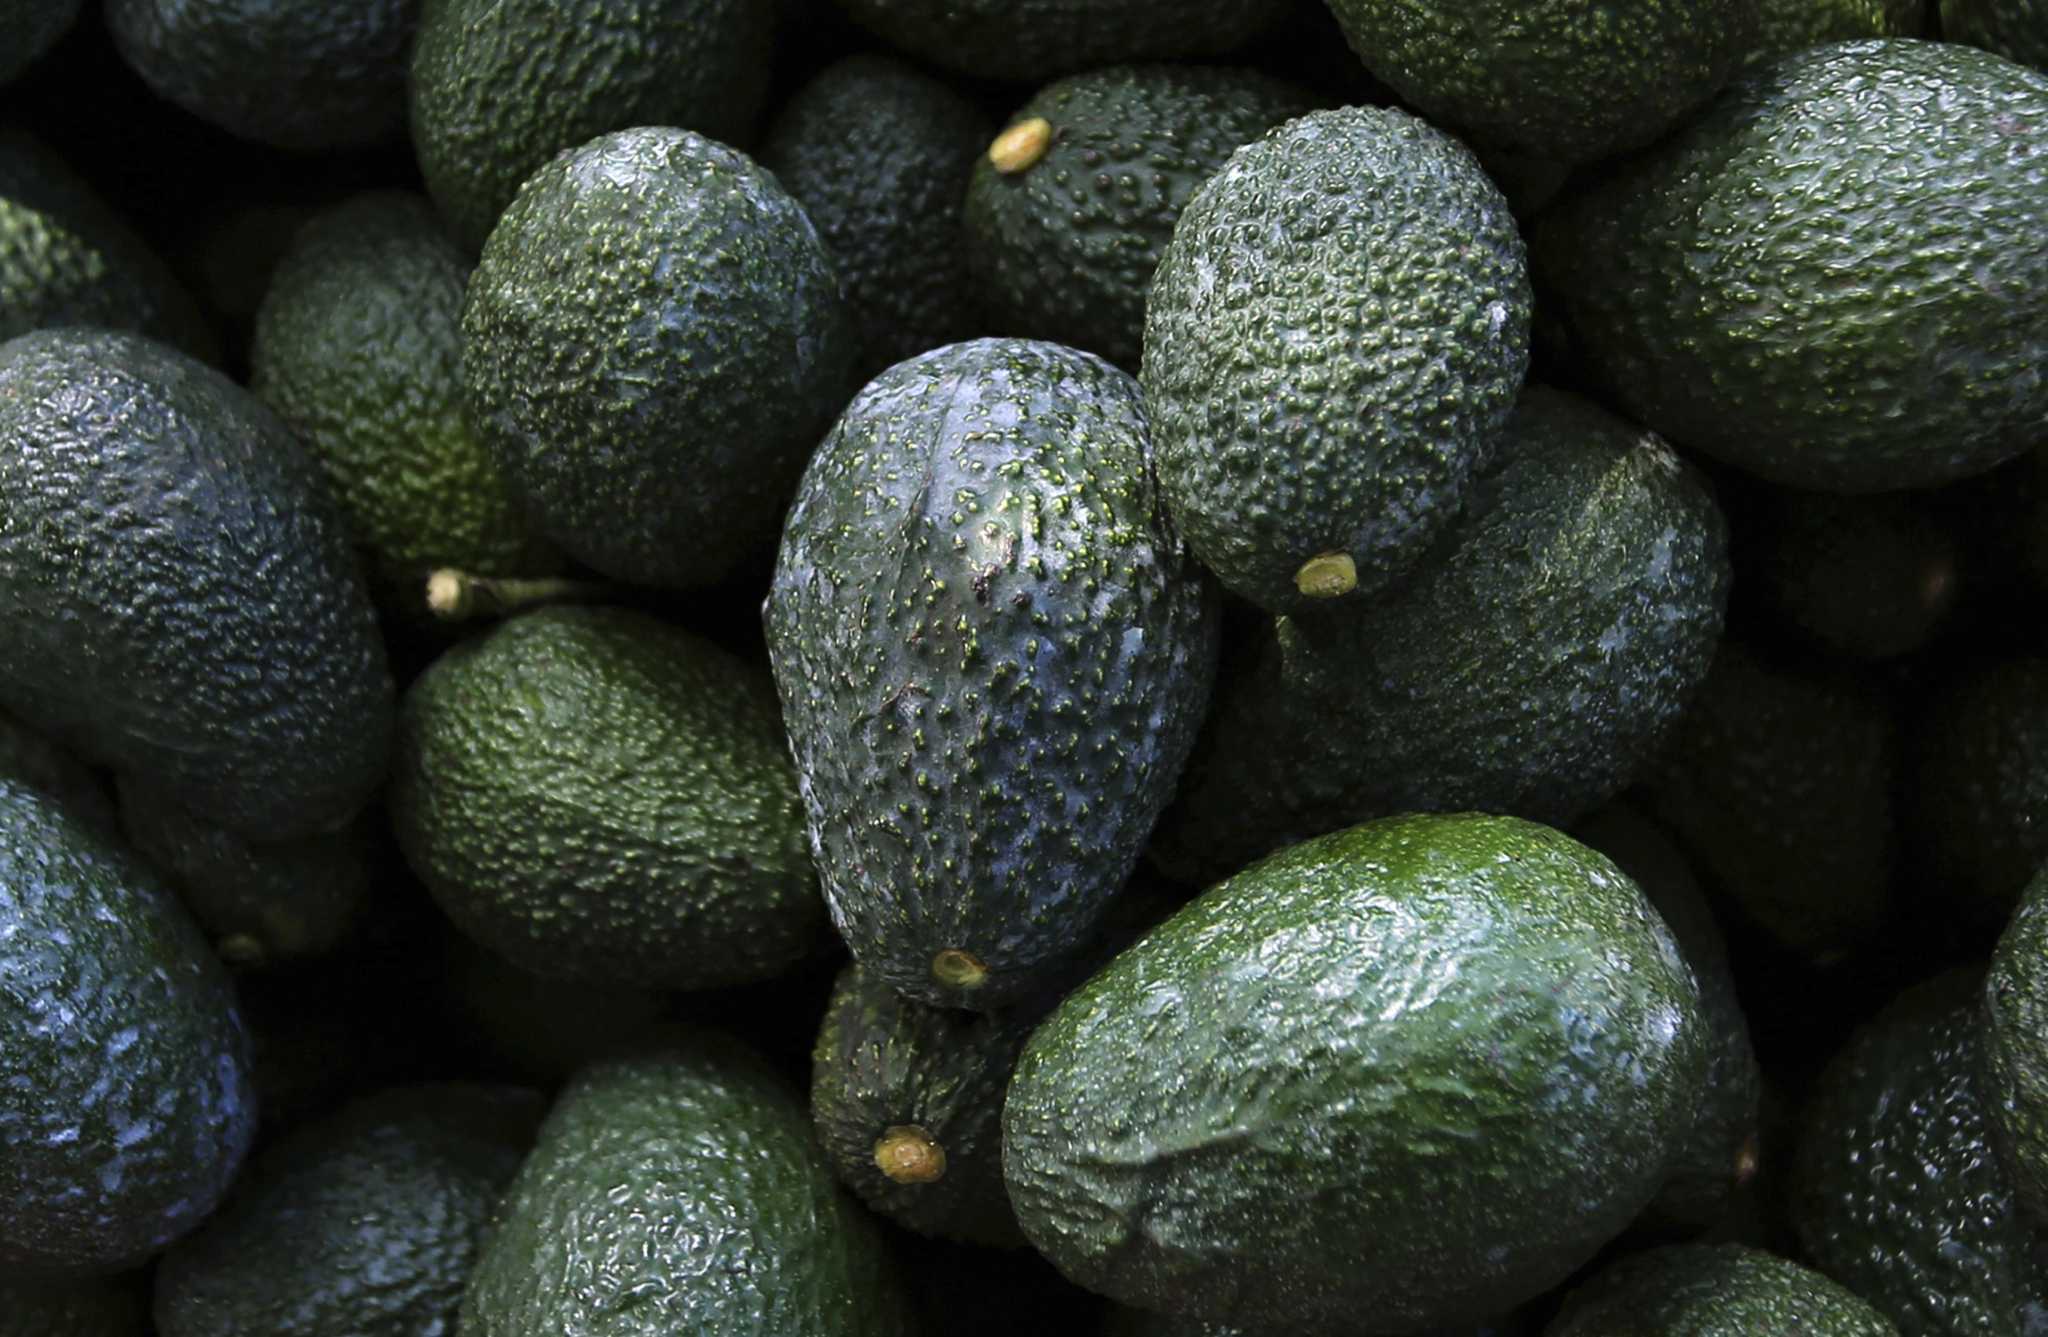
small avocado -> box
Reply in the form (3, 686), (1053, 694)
(829, 0), (1286, 83)
(1912, 654), (2048, 924)
(1982, 865), (2048, 1223)
(1549, 1243), (1897, 1335)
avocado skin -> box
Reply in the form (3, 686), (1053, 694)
(0, 1272), (147, 1337)
(0, 0), (82, 86)
(830, 0), (1283, 83)
(0, 328), (393, 842)
(409, 0), (773, 251)
(251, 192), (549, 585)
(1792, 973), (2048, 1335)
(1141, 105), (1531, 614)
(0, 776), (257, 1277)
(1550, 1243), (1897, 1335)
(1747, 0), (1921, 63)
(760, 53), (990, 379)
(1749, 492), (1958, 661)
(1913, 655), (2048, 924)
(964, 64), (1313, 368)
(463, 126), (854, 591)
(1944, 0), (2048, 69)
(392, 605), (823, 992)
(1323, 0), (1756, 164)
(459, 1035), (917, 1336)
(104, 0), (411, 151)
(153, 1083), (544, 1337)
(1986, 868), (2048, 1227)
(1533, 39), (2048, 493)
(765, 337), (1218, 1010)
(1005, 812), (1707, 1335)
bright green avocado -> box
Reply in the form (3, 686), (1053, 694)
(1549, 1244), (1897, 1335)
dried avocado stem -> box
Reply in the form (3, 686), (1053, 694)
(989, 117), (1053, 174)
(1294, 552), (1358, 599)
(931, 947), (989, 991)
(425, 568), (618, 621)
(874, 1125), (948, 1184)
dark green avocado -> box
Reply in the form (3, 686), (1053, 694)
(463, 125), (854, 590)
(1533, 39), (2048, 492)
(830, 0), (1285, 83)
(152, 1083), (545, 1337)
(0, 1272), (148, 1336)
(1912, 654), (2048, 925)
(0, 775), (257, 1277)
(1141, 105), (1531, 614)
(0, 0), (83, 86)
(1984, 866), (2048, 1224)
(1746, 0), (1922, 63)
(409, 0), (774, 250)
(1746, 490), (1959, 660)
(1549, 1243), (1897, 1335)
(963, 63), (1314, 368)
(764, 337), (1218, 1010)
(760, 52), (991, 378)
(459, 1034), (917, 1335)
(1944, 0), (2048, 69)
(0, 327), (394, 842)
(1005, 812), (1707, 1335)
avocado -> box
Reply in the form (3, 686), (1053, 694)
(1746, 490), (1959, 660)
(1747, 0), (1922, 63)
(1149, 387), (1729, 885)
(1912, 654), (2048, 924)
(0, 132), (212, 359)
(409, 0), (774, 250)
(0, 708), (114, 834)
(764, 337), (1218, 1010)
(1322, 0), (1757, 164)
(153, 1083), (544, 1337)
(463, 125), (854, 590)
(0, 0), (82, 86)
(1533, 39), (2048, 493)
(440, 935), (668, 1085)
(459, 1034), (917, 1335)
(963, 63), (1314, 368)
(1792, 972), (2048, 1334)
(830, 0), (1285, 83)
(1549, 1243), (1897, 1335)
(0, 1272), (147, 1336)
(1943, 0), (2048, 69)
(1005, 812), (1707, 1334)
(1986, 867), (2048, 1225)
(0, 775), (256, 1277)
(1141, 105), (1531, 614)
(391, 604), (824, 991)
(250, 192), (552, 591)
(104, 0), (411, 150)
(760, 53), (991, 378)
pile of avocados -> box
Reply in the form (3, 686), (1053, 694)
(0, 0), (2043, 1333)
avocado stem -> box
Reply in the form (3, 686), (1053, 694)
(874, 1125), (948, 1184)
(424, 568), (617, 621)
(1294, 552), (1358, 599)
(931, 948), (989, 991)
(989, 118), (1053, 174)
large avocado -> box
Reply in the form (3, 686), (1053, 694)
(1549, 1244), (1897, 1335)
(830, 0), (1285, 83)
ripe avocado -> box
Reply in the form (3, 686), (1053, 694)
(1005, 812), (1707, 1334)
(1944, 0), (2048, 69)
(409, 0), (774, 250)
(391, 605), (825, 991)
(0, 776), (256, 1277)
(1141, 105), (1531, 614)
(0, 328), (394, 842)
(1747, 0), (1922, 63)
(1985, 866), (2048, 1225)
(463, 126), (855, 590)
(1912, 654), (2048, 924)
(760, 53), (991, 378)
(1322, 0), (1758, 164)
(964, 64), (1314, 368)
(830, 0), (1285, 83)
(0, 1272), (147, 1336)
(1533, 39), (2048, 492)
(764, 337), (1219, 1010)
(1549, 1243), (1897, 1335)
(459, 1034), (917, 1335)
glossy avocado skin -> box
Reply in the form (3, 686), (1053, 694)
(391, 605), (823, 991)
(460, 1035), (917, 1336)
(760, 53), (991, 378)
(765, 338), (1219, 1010)
(1913, 655), (2048, 924)
(1141, 106), (1531, 614)
(964, 63), (1313, 368)
(0, 1272), (148, 1337)
(1549, 1243), (1897, 1335)
(1792, 973), (2048, 1335)
(830, 0), (1283, 83)
(1985, 868), (2048, 1224)
(1005, 813), (1707, 1335)
(153, 1083), (545, 1337)
(463, 126), (854, 591)
(1943, 0), (2048, 69)
(0, 328), (393, 842)
(0, 776), (257, 1277)
(1534, 39), (2048, 493)
(409, 0), (773, 251)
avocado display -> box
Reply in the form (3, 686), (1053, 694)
(765, 337), (1218, 1010)
(1943, 0), (2048, 69)
(1141, 105), (1530, 613)
(829, 0), (1285, 83)
(1549, 1243), (1897, 1335)
(1984, 867), (2048, 1224)
(0, 1272), (148, 1337)
(1912, 654), (2048, 925)
(1747, 0), (1923, 63)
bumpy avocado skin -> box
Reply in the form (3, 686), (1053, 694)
(1746, 0), (1922, 63)
(1793, 973), (2048, 1335)
(460, 1036), (917, 1336)
(1986, 868), (2048, 1226)
(251, 192), (548, 584)
(0, 328), (393, 842)
(463, 126), (854, 591)
(392, 605), (824, 991)
(765, 338), (1218, 1010)
(1323, 0), (1757, 164)
(0, 777), (257, 1277)
(409, 0), (773, 250)
(761, 52), (990, 378)
(1141, 105), (1531, 614)
(1534, 39), (2048, 493)
(1550, 1243), (1898, 1335)
(0, 1272), (148, 1337)
(1944, 0), (2048, 69)
(152, 1083), (544, 1337)
(831, 0), (1283, 82)
(964, 64), (1314, 368)
(1005, 813), (1707, 1335)
(1913, 655), (2048, 924)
